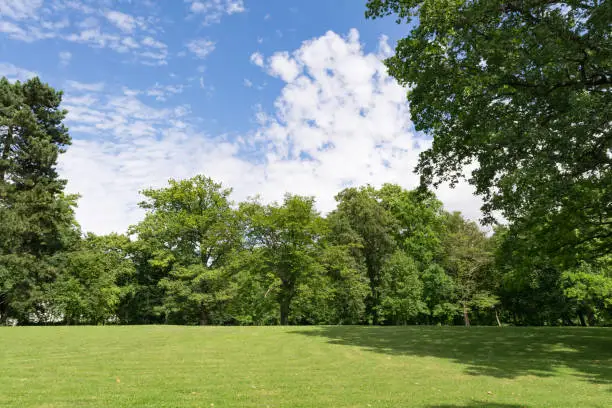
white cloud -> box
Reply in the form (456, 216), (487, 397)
(243, 78), (253, 88)
(121, 37), (140, 49)
(59, 51), (72, 67)
(65, 29), (120, 48)
(59, 29), (483, 235)
(187, 0), (246, 25)
(105, 10), (136, 33)
(142, 36), (167, 49)
(268, 52), (301, 82)
(64, 26), (167, 65)
(186, 38), (216, 59)
(0, 20), (28, 40)
(65, 80), (105, 92)
(146, 83), (184, 101)
(0, 1), (72, 42)
(0, 62), (37, 82)
(62, 94), (98, 106)
(0, 0), (43, 20)
(0, 3), (165, 65)
(40, 18), (70, 30)
(226, 0), (245, 14)
(250, 51), (264, 67)
(53, 0), (96, 15)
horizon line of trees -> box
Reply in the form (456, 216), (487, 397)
(1, 76), (610, 327)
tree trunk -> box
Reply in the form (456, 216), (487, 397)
(463, 303), (470, 327)
(495, 309), (502, 327)
(280, 297), (290, 325)
(587, 312), (596, 327)
(199, 305), (209, 326)
(577, 312), (587, 327)
(0, 294), (7, 325)
(0, 125), (13, 183)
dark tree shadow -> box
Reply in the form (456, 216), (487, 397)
(290, 326), (612, 386)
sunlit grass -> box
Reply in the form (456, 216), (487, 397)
(1, 326), (610, 407)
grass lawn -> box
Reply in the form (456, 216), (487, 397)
(1, 326), (610, 407)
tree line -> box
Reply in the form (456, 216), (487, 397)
(1, 77), (610, 326)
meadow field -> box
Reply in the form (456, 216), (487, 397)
(1, 326), (610, 407)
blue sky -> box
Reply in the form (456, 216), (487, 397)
(1, 0), (480, 234)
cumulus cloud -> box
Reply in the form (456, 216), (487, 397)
(186, 38), (216, 59)
(267, 52), (301, 82)
(59, 29), (482, 234)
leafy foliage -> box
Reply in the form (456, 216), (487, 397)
(50, 234), (134, 325)
(130, 176), (241, 325)
(365, 0), (612, 264)
(0, 77), (79, 324)
(241, 195), (327, 325)
(376, 251), (427, 324)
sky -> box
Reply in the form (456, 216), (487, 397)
(0, 0), (483, 234)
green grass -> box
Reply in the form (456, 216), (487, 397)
(1, 326), (610, 407)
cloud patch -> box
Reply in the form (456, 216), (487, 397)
(0, 2), (167, 65)
(250, 51), (264, 67)
(186, 38), (216, 59)
(187, 0), (246, 25)
(0, 0), (43, 20)
(65, 80), (105, 92)
(0, 62), (37, 82)
(104, 10), (137, 33)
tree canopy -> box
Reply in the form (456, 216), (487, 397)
(365, 0), (611, 266)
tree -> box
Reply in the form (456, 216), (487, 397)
(421, 264), (460, 324)
(50, 234), (134, 325)
(376, 251), (427, 325)
(441, 212), (496, 326)
(366, 1), (611, 263)
(224, 249), (280, 325)
(131, 176), (241, 325)
(241, 195), (326, 325)
(328, 186), (397, 324)
(494, 225), (576, 326)
(562, 261), (612, 326)
(291, 245), (369, 325)
(377, 184), (444, 265)
(0, 77), (79, 324)
(318, 245), (370, 324)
